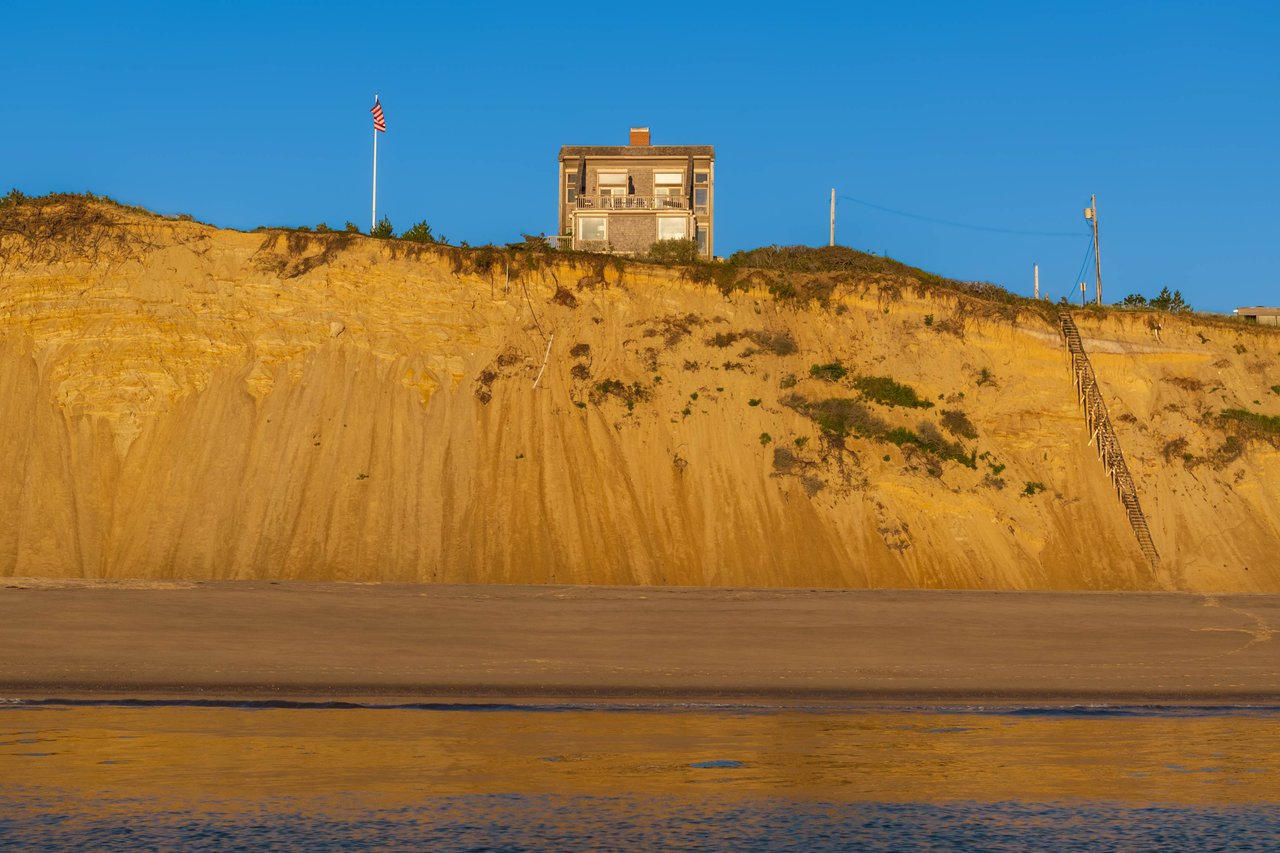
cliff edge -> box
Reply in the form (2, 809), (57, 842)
(3, 196), (1277, 590)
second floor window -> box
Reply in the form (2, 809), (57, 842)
(654, 172), (683, 207)
(597, 172), (627, 198)
(566, 172), (577, 205)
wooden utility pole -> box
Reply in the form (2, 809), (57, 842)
(829, 189), (835, 247)
(1085, 194), (1102, 305)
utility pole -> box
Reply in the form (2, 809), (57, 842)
(1034, 263), (1039, 300)
(1084, 194), (1102, 305)
(829, 189), (835, 247)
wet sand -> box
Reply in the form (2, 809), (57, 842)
(0, 581), (1276, 704)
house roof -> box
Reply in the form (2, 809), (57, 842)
(1236, 306), (1280, 315)
(559, 145), (715, 159)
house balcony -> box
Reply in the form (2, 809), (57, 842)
(575, 195), (689, 211)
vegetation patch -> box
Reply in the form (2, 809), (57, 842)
(552, 286), (579, 308)
(645, 313), (704, 347)
(1165, 376), (1204, 392)
(853, 375), (934, 409)
(809, 362), (848, 382)
(1117, 287), (1192, 312)
(940, 409), (978, 439)
(784, 396), (886, 440)
(1022, 481), (1047, 497)
(591, 378), (650, 412)
(746, 329), (798, 355)
(882, 423), (977, 469)
(1219, 408), (1280, 444)
(707, 328), (797, 355)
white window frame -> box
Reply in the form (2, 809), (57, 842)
(657, 217), (688, 241)
(565, 171), (578, 206)
(654, 171), (684, 202)
(577, 215), (607, 242)
(597, 171), (627, 198)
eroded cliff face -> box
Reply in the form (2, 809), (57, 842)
(2, 199), (1278, 590)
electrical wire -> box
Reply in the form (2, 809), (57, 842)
(1063, 237), (1095, 303)
(837, 194), (1085, 238)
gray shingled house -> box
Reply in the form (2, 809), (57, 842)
(558, 127), (714, 258)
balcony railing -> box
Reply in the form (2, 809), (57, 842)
(575, 195), (688, 211)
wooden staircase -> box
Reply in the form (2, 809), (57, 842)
(1059, 312), (1161, 568)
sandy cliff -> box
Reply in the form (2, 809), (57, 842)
(2, 197), (1278, 590)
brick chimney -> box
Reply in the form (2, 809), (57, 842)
(629, 127), (651, 146)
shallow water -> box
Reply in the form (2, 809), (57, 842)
(2, 701), (1278, 850)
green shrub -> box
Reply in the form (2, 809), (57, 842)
(853, 375), (934, 409)
(1220, 408), (1280, 437)
(1022, 481), (1046, 497)
(790, 397), (887, 439)
(645, 239), (699, 264)
(370, 216), (394, 238)
(759, 432), (772, 446)
(748, 398), (762, 407)
(344, 221), (361, 233)
(809, 362), (848, 382)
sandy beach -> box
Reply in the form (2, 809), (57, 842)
(0, 581), (1275, 704)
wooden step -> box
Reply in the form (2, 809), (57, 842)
(1059, 311), (1160, 569)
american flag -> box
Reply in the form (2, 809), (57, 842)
(371, 97), (386, 133)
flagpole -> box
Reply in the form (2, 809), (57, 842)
(371, 94), (378, 233)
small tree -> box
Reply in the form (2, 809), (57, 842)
(370, 216), (394, 239)
(1119, 293), (1148, 308)
(344, 221), (361, 233)
(1149, 287), (1192, 313)
(400, 220), (436, 243)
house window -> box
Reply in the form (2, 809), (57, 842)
(578, 216), (607, 242)
(694, 171), (709, 184)
(654, 171), (684, 207)
(696, 226), (708, 254)
(694, 187), (708, 214)
(597, 171), (627, 198)
(566, 171), (577, 205)
(657, 217), (688, 241)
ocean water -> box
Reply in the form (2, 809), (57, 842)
(2, 700), (1278, 851)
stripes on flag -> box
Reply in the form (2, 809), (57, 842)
(371, 98), (386, 133)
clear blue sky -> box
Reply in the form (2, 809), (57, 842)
(4, 1), (1276, 313)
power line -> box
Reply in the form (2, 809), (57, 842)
(837, 194), (1086, 238)
(1064, 236), (1095, 302)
